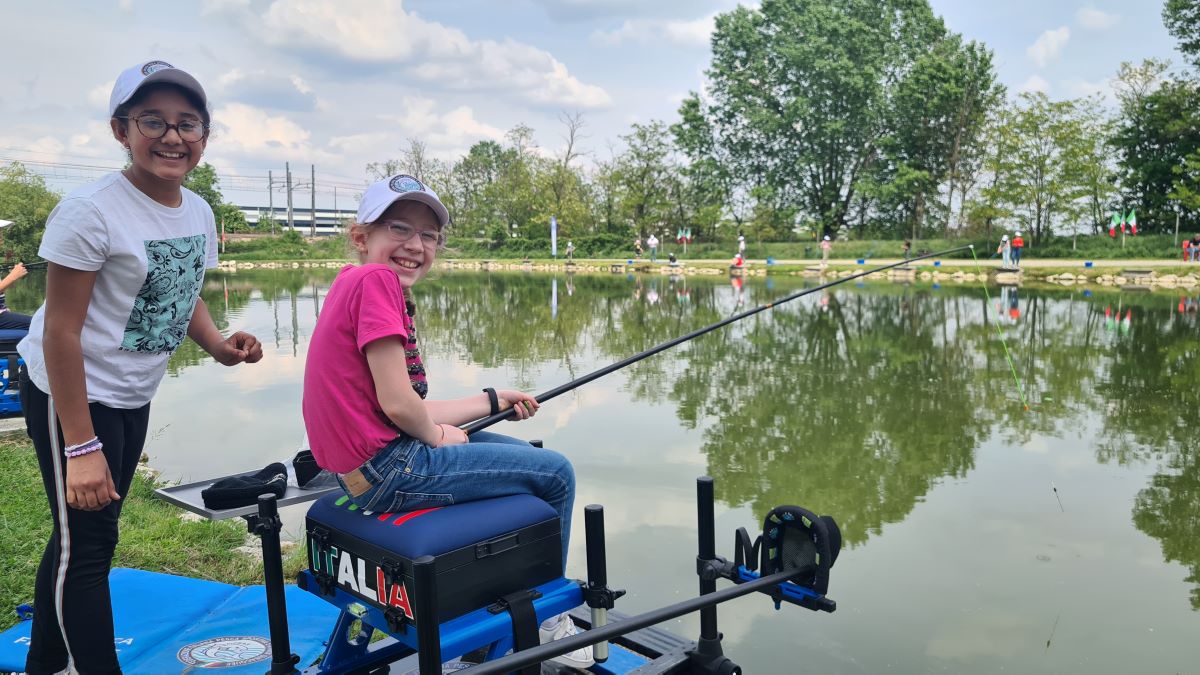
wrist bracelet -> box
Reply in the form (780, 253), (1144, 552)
(483, 387), (500, 416)
(66, 438), (103, 458)
(64, 436), (99, 453)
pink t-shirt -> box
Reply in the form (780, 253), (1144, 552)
(303, 264), (427, 473)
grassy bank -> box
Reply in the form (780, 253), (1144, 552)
(0, 433), (306, 632)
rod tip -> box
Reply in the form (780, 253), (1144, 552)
(968, 244), (975, 249)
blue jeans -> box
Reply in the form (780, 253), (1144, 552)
(1012, 247), (1021, 266)
(337, 431), (576, 567)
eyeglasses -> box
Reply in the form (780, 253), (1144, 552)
(117, 115), (208, 142)
(382, 221), (444, 247)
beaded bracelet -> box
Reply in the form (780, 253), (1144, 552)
(65, 437), (103, 458)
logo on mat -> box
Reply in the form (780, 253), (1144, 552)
(389, 174), (424, 193)
(176, 636), (270, 667)
(141, 60), (174, 76)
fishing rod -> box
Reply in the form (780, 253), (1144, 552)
(463, 245), (973, 434)
(0, 260), (48, 273)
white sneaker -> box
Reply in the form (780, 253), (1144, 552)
(538, 612), (595, 670)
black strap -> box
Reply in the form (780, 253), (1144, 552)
(499, 590), (540, 675)
(483, 387), (500, 416)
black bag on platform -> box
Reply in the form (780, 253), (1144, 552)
(200, 462), (288, 510)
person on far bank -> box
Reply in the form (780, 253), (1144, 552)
(1192, 234), (1200, 262)
(302, 173), (593, 670)
(565, 240), (575, 262)
(0, 262), (34, 330)
(821, 235), (832, 265)
(901, 239), (911, 261)
(1011, 231), (1025, 267)
(647, 233), (659, 262)
(16, 60), (263, 675)
(997, 234), (1012, 268)
(1183, 238), (1191, 262)
(634, 236), (643, 259)
(737, 232), (747, 258)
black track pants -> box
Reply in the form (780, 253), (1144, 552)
(19, 374), (149, 675)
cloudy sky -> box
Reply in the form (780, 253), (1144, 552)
(0, 0), (1184, 209)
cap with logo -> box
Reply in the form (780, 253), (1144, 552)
(357, 174), (450, 228)
(109, 60), (208, 117)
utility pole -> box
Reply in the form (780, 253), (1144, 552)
(310, 164), (316, 238)
(285, 162), (294, 232)
(268, 170), (275, 235)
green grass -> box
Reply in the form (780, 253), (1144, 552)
(0, 433), (307, 631)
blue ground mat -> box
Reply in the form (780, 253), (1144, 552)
(0, 568), (338, 673)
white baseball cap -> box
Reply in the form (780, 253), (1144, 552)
(1015, 231), (1022, 236)
(357, 174), (450, 228)
(823, 235), (831, 241)
(109, 60), (208, 117)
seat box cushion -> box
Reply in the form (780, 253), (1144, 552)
(306, 493), (562, 624)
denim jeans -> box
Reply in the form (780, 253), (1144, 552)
(336, 431), (576, 567)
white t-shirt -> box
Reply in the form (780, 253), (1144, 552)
(18, 172), (218, 409)
(647, 235), (659, 248)
(738, 235), (746, 252)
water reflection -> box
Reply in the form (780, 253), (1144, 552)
(9, 268), (1200, 670)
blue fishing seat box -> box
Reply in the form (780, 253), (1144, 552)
(305, 493), (562, 628)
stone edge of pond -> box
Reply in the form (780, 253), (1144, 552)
(213, 258), (1200, 290)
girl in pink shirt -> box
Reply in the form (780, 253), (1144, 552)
(301, 173), (592, 668)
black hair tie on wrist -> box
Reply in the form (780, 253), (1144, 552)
(483, 387), (500, 416)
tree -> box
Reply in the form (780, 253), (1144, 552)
(982, 94), (1088, 242)
(1163, 0), (1200, 69)
(614, 121), (674, 239)
(184, 163), (248, 232)
(1112, 75), (1200, 232)
(0, 163), (61, 262)
(672, 93), (749, 240)
(873, 35), (1003, 238)
(677, 0), (997, 238)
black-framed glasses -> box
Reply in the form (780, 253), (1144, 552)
(117, 115), (208, 142)
(382, 221), (444, 247)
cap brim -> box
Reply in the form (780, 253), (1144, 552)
(360, 192), (450, 228)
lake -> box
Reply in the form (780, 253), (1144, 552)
(10, 267), (1199, 673)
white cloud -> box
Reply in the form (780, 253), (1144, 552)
(1076, 6), (1119, 30)
(211, 103), (313, 158)
(201, 0), (250, 14)
(88, 80), (114, 109)
(118, 0), (133, 11)
(532, 0), (705, 22)
(258, 0), (611, 109)
(1063, 77), (1111, 99)
(1018, 75), (1051, 94)
(216, 68), (318, 111)
(377, 97), (506, 157)
(592, 14), (716, 48)
(1026, 26), (1070, 67)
